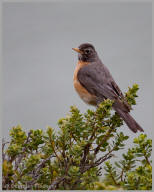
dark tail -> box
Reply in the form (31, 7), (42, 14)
(114, 108), (144, 133)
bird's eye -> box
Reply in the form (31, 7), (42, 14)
(85, 49), (90, 54)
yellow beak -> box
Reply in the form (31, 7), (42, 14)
(72, 48), (83, 54)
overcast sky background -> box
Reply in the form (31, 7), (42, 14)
(3, 0), (152, 148)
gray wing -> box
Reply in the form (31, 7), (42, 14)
(77, 61), (131, 111)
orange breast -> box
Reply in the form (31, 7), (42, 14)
(73, 61), (97, 106)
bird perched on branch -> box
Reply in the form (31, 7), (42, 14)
(72, 43), (144, 133)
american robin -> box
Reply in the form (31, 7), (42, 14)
(72, 43), (144, 133)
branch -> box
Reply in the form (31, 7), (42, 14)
(48, 176), (66, 190)
(26, 155), (55, 188)
(110, 171), (119, 186)
(14, 131), (32, 171)
(72, 153), (113, 190)
(49, 135), (62, 164)
(2, 139), (9, 162)
(120, 167), (124, 182)
(94, 150), (114, 166)
(94, 127), (114, 155)
(81, 113), (101, 165)
(144, 154), (151, 166)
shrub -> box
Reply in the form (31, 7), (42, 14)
(2, 84), (152, 190)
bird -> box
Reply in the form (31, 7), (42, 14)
(72, 43), (144, 133)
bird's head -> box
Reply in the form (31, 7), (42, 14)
(72, 43), (98, 62)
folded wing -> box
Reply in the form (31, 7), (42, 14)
(77, 62), (131, 112)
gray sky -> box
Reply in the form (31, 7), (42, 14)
(3, 1), (152, 143)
